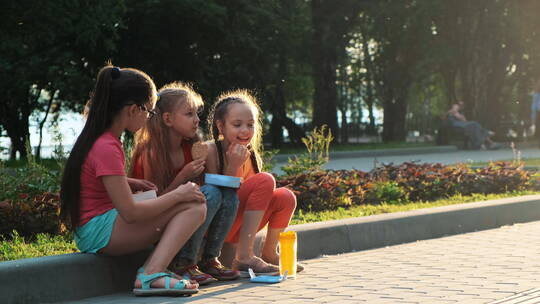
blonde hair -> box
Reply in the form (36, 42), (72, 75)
(207, 89), (263, 173)
(130, 81), (204, 192)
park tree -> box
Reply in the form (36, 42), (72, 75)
(116, 0), (310, 147)
(244, 0), (311, 147)
(310, 0), (363, 139)
(206, 0), (311, 147)
(345, 0), (436, 142)
(4, 0), (540, 154)
(0, 1), (124, 159)
(431, 0), (540, 134)
(510, 1), (540, 123)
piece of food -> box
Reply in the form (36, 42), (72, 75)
(192, 141), (208, 160)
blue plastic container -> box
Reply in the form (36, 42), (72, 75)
(204, 173), (241, 188)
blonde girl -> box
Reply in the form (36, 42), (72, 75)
(60, 66), (204, 296)
(206, 90), (300, 276)
(131, 82), (240, 284)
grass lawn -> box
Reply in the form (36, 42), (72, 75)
(471, 158), (540, 168)
(0, 232), (77, 262)
(521, 158), (540, 167)
(2, 158), (62, 170)
(291, 190), (540, 225)
(2, 190), (538, 261)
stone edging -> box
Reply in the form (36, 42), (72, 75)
(2, 194), (540, 303)
(294, 194), (540, 259)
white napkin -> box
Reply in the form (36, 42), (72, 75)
(132, 190), (157, 202)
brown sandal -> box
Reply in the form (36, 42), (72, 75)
(199, 259), (240, 281)
(232, 257), (279, 278)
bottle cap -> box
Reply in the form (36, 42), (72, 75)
(279, 230), (297, 240)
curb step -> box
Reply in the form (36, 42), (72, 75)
(2, 195), (540, 303)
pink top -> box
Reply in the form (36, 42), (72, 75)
(78, 131), (125, 226)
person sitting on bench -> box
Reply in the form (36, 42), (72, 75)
(446, 101), (500, 150)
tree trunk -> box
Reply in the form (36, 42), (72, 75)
(382, 87), (408, 142)
(311, 0), (340, 134)
(359, 26), (378, 136)
(312, 46), (339, 134)
(5, 113), (30, 160)
(340, 107), (348, 144)
(337, 64), (349, 144)
(3, 88), (33, 160)
(282, 117), (306, 146)
(36, 90), (53, 160)
(270, 52), (305, 147)
(366, 101), (376, 135)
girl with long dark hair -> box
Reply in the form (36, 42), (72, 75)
(60, 65), (204, 296)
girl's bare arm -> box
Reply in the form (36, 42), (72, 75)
(102, 175), (205, 223)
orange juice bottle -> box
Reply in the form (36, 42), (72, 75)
(279, 231), (297, 278)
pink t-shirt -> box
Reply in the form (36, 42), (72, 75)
(78, 131), (125, 226)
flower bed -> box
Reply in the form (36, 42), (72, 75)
(1, 158), (537, 240)
(278, 161), (537, 212)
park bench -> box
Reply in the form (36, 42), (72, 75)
(436, 117), (528, 149)
(436, 117), (470, 149)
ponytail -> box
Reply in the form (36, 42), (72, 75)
(60, 65), (156, 229)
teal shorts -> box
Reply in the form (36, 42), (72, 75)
(75, 208), (118, 253)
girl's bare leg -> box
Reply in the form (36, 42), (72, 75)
(219, 242), (237, 268)
(101, 202), (206, 288)
(235, 210), (264, 263)
(260, 227), (285, 265)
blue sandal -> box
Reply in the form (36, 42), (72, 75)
(133, 271), (198, 296)
(137, 267), (195, 284)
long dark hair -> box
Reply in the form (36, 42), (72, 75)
(60, 65), (156, 229)
(207, 90), (263, 174)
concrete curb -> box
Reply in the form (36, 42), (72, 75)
(2, 195), (540, 303)
(272, 145), (458, 162)
(293, 195), (540, 259)
(0, 251), (149, 304)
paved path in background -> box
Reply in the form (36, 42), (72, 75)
(64, 220), (540, 304)
(273, 147), (540, 174)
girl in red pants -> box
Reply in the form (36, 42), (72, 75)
(206, 90), (301, 277)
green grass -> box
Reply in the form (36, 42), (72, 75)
(0, 231), (77, 262)
(275, 142), (434, 155)
(290, 190), (540, 225)
(2, 190), (538, 261)
(471, 158), (540, 168)
(1, 158), (61, 170)
(521, 158), (540, 167)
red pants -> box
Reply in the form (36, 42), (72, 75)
(225, 172), (296, 243)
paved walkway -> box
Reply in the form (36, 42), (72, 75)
(64, 220), (540, 304)
(273, 147), (540, 174)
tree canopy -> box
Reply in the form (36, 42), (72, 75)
(2, 0), (540, 158)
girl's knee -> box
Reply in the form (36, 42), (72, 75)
(253, 172), (276, 190)
(274, 188), (297, 210)
(188, 202), (207, 224)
